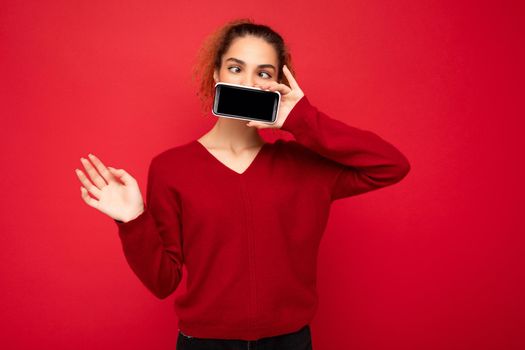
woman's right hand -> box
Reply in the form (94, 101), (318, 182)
(75, 153), (144, 223)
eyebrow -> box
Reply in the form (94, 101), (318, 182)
(225, 57), (276, 71)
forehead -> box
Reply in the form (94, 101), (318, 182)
(222, 35), (278, 64)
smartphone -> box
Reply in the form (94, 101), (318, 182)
(211, 82), (281, 124)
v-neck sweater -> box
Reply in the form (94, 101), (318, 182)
(114, 95), (411, 341)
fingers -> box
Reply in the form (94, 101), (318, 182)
(86, 153), (115, 184)
(80, 155), (107, 189)
(75, 167), (102, 199)
(282, 65), (300, 90)
(107, 167), (136, 186)
(80, 186), (99, 209)
(246, 121), (264, 128)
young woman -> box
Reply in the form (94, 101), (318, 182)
(75, 18), (410, 350)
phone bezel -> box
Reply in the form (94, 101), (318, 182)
(211, 82), (280, 124)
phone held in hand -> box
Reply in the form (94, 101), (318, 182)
(212, 82), (281, 124)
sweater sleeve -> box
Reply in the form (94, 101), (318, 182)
(280, 95), (411, 201)
(113, 156), (184, 299)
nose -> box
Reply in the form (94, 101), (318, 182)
(240, 76), (256, 88)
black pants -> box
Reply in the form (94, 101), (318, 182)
(176, 324), (313, 350)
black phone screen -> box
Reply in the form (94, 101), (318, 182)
(213, 83), (280, 123)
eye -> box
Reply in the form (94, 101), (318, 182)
(227, 66), (272, 79)
(228, 66), (241, 73)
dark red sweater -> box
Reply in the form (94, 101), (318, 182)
(115, 95), (410, 340)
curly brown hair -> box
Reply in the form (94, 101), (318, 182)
(191, 17), (297, 115)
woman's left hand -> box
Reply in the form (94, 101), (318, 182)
(246, 64), (305, 129)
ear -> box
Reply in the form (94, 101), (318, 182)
(213, 69), (219, 84)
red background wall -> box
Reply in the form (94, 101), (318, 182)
(1, 0), (524, 349)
